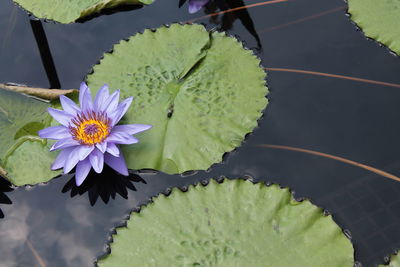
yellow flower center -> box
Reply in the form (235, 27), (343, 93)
(70, 112), (111, 145)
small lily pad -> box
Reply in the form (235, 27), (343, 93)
(98, 179), (354, 266)
(87, 24), (268, 174)
(13, 0), (154, 24)
(348, 0), (400, 56)
(0, 88), (61, 186)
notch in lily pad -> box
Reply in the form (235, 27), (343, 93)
(86, 23), (269, 175)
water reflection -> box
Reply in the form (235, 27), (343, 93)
(62, 166), (146, 206)
(1, 0), (400, 265)
(0, 175), (141, 267)
(0, 176), (13, 218)
(180, 0), (261, 48)
(204, 0), (262, 48)
(30, 20), (60, 89)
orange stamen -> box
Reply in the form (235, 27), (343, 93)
(69, 111), (111, 145)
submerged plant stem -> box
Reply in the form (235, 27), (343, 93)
(259, 144), (400, 182)
(260, 6), (345, 33)
(265, 68), (400, 88)
(26, 239), (47, 267)
(30, 20), (61, 89)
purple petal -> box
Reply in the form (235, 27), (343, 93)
(112, 124), (152, 135)
(188, 0), (208, 13)
(105, 153), (128, 176)
(79, 82), (93, 111)
(51, 147), (74, 170)
(109, 97), (133, 126)
(75, 158), (92, 186)
(63, 146), (83, 174)
(103, 90), (120, 116)
(47, 108), (73, 126)
(38, 126), (70, 140)
(50, 138), (79, 151)
(77, 145), (94, 161)
(79, 82), (87, 105)
(96, 141), (107, 153)
(106, 143), (120, 157)
(60, 95), (80, 116)
(89, 148), (104, 173)
(106, 132), (138, 145)
(94, 84), (110, 111)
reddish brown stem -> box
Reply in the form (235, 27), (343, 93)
(259, 144), (400, 182)
(260, 6), (345, 33)
(266, 68), (400, 88)
(26, 239), (47, 267)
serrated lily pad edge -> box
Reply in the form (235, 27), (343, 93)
(12, 0), (154, 24)
(345, 0), (399, 58)
(94, 177), (355, 264)
(85, 23), (269, 175)
(379, 250), (400, 266)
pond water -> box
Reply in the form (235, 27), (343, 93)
(1, 0), (400, 266)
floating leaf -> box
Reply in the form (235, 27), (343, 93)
(98, 179), (354, 266)
(0, 88), (61, 186)
(380, 253), (400, 267)
(348, 0), (400, 55)
(87, 24), (268, 174)
(13, 0), (154, 24)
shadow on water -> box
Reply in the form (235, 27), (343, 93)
(180, 0), (262, 49)
(29, 20), (61, 89)
(0, 176), (13, 219)
(62, 166), (146, 206)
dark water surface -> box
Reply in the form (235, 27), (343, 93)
(1, 0), (400, 266)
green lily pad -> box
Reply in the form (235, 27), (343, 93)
(98, 179), (354, 266)
(13, 0), (154, 24)
(87, 24), (268, 174)
(348, 0), (400, 56)
(380, 253), (400, 267)
(0, 88), (61, 186)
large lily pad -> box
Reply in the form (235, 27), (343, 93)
(0, 88), (61, 186)
(98, 179), (354, 266)
(87, 24), (268, 174)
(13, 0), (154, 24)
(348, 0), (400, 56)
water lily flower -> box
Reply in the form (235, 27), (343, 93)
(38, 83), (152, 186)
(188, 0), (209, 13)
